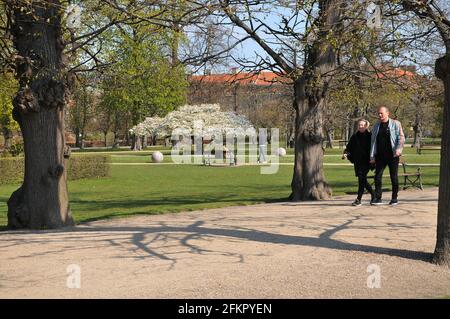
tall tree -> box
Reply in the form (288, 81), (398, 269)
(5, 0), (73, 228)
(0, 0), (222, 228)
(68, 75), (96, 149)
(399, 0), (450, 266)
(218, 0), (350, 199)
(100, 24), (188, 149)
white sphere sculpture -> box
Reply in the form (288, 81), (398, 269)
(277, 147), (287, 157)
(152, 151), (164, 163)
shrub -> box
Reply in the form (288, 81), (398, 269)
(1, 137), (24, 157)
(0, 154), (110, 185)
(67, 154), (110, 180)
(8, 138), (24, 157)
(0, 157), (23, 184)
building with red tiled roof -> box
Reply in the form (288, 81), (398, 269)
(188, 70), (294, 141)
(376, 67), (416, 79)
(188, 71), (292, 114)
(187, 66), (417, 145)
(189, 71), (292, 86)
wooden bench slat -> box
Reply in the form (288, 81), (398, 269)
(416, 145), (441, 154)
(367, 161), (423, 190)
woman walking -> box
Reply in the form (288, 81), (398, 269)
(342, 119), (375, 206)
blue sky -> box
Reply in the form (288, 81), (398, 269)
(187, 2), (445, 76)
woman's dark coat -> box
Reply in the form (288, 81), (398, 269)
(344, 130), (372, 176)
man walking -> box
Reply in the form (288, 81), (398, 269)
(370, 106), (405, 206)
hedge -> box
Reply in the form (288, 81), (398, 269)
(67, 154), (110, 181)
(0, 157), (23, 185)
(0, 154), (110, 185)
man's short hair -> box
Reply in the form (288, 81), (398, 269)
(378, 106), (390, 113)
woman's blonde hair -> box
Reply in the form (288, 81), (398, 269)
(358, 118), (370, 128)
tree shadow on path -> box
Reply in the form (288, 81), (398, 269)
(0, 215), (433, 270)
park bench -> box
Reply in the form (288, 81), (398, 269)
(203, 154), (214, 166)
(367, 159), (423, 190)
(338, 140), (348, 149)
(416, 144), (441, 155)
(202, 151), (236, 166)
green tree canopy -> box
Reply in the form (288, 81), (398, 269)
(100, 25), (188, 128)
(0, 71), (19, 147)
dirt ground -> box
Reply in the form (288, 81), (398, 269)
(1, 187), (449, 298)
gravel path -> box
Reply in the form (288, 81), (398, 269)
(1, 187), (449, 298)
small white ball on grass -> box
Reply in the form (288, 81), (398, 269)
(277, 147), (287, 157)
(152, 151), (164, 163)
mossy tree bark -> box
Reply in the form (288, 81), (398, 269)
(289, 0), (342, 200)
(6, 0), (73, 229)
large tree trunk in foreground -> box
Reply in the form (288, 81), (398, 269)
(7, 1), (73, 229)
(433, 55), (450, 265)
(290, 78), (331, 200)
(289, 0), (341, 200)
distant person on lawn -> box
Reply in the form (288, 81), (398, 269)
(369, 106), (405, 206)
(342, 119), (374, 206)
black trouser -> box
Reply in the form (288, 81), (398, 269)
(374, 156), (399, 200)
(354, 164), (374, 200)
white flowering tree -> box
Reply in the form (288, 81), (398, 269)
(130, 104), (255, 150)
(129, 116), (164, 149)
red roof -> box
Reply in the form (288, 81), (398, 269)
(190, 68), (415, 85)
(190, 71), (291, 86)
(376, 68), (415, 79)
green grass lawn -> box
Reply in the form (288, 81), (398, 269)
(108, 145), (442, 164)
(0, 146), (441, 227)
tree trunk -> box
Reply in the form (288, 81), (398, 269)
(103, 131), (108, 147)
(412, 123), (422, 148)
(142, 135), (148, 148)
(289, 0), (341, 200)
(433, 55), (450, 265)
(412, 110), (422, 148)
(412, 125), (417, 147)
(351, 106), (362, 133)
(324, 125), (334, 149)
(132, 134), (142, 151)
(170, 21), (181, 67)
(113, 130), (120, 148)
(75, 128), (81, 148)
(124, 116), (130, 146)
(6, 1), (73, 229)
(344, 119), (350, 141)
(2, 127), (12, 151)
(290, 79), (331, 200)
